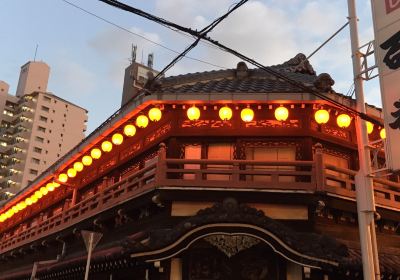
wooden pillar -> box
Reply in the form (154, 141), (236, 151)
(314, 143), (325, 192)
(170, 258), (182, 280)
(286, 262), (302, 280)
(71, 188), (78, 206)
(156, 143), (167, 185)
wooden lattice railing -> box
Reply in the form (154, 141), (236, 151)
(1, 144), (399, 253)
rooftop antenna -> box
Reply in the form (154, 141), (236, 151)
(148, 53), (154, 69)
(33, 44), (39, 62)
(130, 44), (137, 64)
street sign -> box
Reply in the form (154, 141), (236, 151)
(371, 0), (400, 172)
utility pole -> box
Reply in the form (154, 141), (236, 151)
(347, 0), (380, 279)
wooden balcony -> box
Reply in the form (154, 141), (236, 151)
(1, 145), (399, 254)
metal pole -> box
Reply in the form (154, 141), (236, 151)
(84, 233), (94, 280)
(347, 0), (380, 279)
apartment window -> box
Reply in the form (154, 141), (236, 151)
(39, 116), (47, 122)
(41, 106), (50, 112)
(37, 126), (46, 132)
(35, 136), (44, 143)
(43, 96), (51, 102)
(33, 147), (42, 153)
(31, 158), (40, 164)
(29, 169), (38, 175)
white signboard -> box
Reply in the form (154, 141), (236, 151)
(371, 0), (400, 171)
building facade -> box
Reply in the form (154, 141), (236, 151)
(0, 55), (399, 279)
(0, 61), (87, 199)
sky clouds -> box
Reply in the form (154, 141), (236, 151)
(0, 0), (382, 133)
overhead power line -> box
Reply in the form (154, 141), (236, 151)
(60, 0), (227, 69)
(98, 0), (379, 125)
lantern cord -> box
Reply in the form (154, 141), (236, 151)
(98, 0), (379, 125)
(60, 0), (227, 69)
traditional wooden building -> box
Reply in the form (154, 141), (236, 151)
(0, 54), (399, 280)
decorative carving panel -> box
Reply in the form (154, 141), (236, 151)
(204, 234), (260, 258)
(145, 123), (172, 144)
(181, 120), (233, 128)
(244, 119), (300, 128)
(322, 125), (349, 140)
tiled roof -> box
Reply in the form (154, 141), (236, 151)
(153, 53), (327, 95)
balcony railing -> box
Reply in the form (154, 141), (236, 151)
(0, 144), (399, 254)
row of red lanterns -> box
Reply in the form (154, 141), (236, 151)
(0, 107), (163, 224)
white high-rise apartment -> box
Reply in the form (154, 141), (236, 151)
(0, 61), (87, 199)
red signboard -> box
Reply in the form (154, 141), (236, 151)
(385, 0), (400, 14)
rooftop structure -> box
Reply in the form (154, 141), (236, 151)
(0, 55), (398, 280)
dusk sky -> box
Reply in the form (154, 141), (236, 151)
(0, 0), (381, 134)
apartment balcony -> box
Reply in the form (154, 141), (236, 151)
(1, 114), (13, 123)
(0, 145), (399, 254)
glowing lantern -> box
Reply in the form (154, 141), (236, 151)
(18, 201), (27, 210)
(46, 182), (55, 192)
(58, 173), (68, 183)
(336, 114), (351, 128)
(314, 109), (330, 124)
(136, 115), (149, 128)
(34, 190), (43, 199)
(12, 206), (19, 213)
(30, 195), (38, 204)
(219, 106), (233, 121)
(82, 155), (93, 166)
(187, 106), (201, 121)
(275, 106), (289, 121)
(6, 210), (13, 218)
(241, 108), (254, 122)
(124, 124), (136, 137)
(67, 168), (77, 178)
(112, 133), (124, 145)
(40, 187), (48, 196)
(74, 161), (84, 172)
(0, 214), (5, 222)
(90, 148), (102, 160)
(148, 107), (162, 122)
(101, 141), (113, 153)
(380, 128), (386, 139)
(367, 121), (374, 134)
(25, 197), (33, 206)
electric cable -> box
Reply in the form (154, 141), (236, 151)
(60, 0), (227, 69)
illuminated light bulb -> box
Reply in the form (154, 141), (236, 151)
(148, 107), (162, 122)
(367, 121), (374, 134)
(136, 115), (149, 128)
(58, 173), (68, 183)
(241, 108), (254, 122)
(380, 128), (386, 139)
(336, 114), (351, 128)
(25, 197), (33, 206)
(91, 148), (102, 160)
(40, 186), (48, 196)
(34, 190), (43, 199)
(187, 106), (201, 121)
(74, 161), (84, 172)
(314, 109), (330, 125)
(112, 133), (124, 145)
(30, 195), (38, 204)
(219, 106), (233, 121)
(67, 168), (77, 178)
(82, 155), (93, 166)
(101, 141), (113, 153)
(124, 124), (136, 137)
(12, 206), (19, 214)
(46, 182), (55, 192)
(274, 106), (289, 121)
